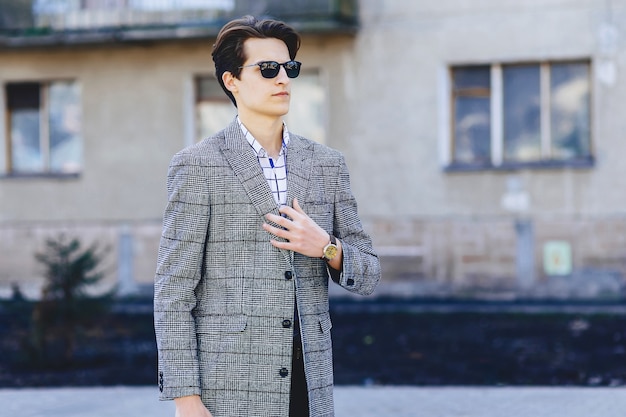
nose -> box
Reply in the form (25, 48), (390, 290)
(275, 65), (291, 84)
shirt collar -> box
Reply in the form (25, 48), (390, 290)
(237, 116), (290, 158)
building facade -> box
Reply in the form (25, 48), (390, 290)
(1, 0), (625, 300)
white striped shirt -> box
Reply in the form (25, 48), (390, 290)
(238, 117), (289, 206)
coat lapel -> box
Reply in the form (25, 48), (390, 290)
(285, 133), (313, 209)
(220, 120), (279, 218)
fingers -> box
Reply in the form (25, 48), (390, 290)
(278, 198), (306, 218)
(292, 197), (305, 214)
(263, 199), (332, 258)
(268, 199), (306, 227)
(265, 211), (286, 226)
(262, 221), (288, 239)
(268, 238), (290, 251)
(278, 205), (296, 219)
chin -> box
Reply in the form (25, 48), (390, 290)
(251, 103), (290, 119)
(271, 106), (291, 118)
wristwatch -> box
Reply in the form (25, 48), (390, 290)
(321, 235), (339, 261)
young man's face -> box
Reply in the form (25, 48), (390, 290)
(226, 37), (293, 120)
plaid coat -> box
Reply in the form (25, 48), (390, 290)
(154, 119), (381, 417)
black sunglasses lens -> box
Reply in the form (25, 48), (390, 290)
(285, 61), (301, 78)
(259, 61), (280, 78)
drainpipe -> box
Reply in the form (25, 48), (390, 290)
(501, 176), (534, 290)
(117, 223), (136, 296)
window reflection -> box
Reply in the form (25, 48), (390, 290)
(551, 63), (590, 159)
(454, 97), (491, 163)
(452, 66), (491, 164)
(11, 109), (42, 173)
(49, 82), (82, 173)
(7, 83), (42, 173)
(450, 60), (592, 168)
(453, 66), (490, 89)
(285, 71), (326, 143)
(5, 81), (82, 175)
(195, 77), (236, 141)
(503, 65), (541, 162)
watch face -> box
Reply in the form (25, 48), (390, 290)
(324, 245), (338, 259)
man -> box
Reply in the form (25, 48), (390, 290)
(154, 15), (381, 417)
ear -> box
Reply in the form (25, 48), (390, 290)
(222, 71), (238, 93)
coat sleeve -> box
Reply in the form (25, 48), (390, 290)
(330, 154), (381, 295)
(153, 152), (209, 400)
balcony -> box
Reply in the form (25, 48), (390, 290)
(0, 0), (359, 47)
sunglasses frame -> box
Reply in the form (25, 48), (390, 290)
(239, 60), (302, 79)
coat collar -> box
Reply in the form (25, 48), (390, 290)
(219, 119), (315, 263)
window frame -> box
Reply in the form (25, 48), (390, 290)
(445, 59), (594, 172)
(2, 79), (82, 179)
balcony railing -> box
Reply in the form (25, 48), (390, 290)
(0, 0), (358, 47)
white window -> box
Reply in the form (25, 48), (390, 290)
(449, 60), (591, 169)
(194, 69), (327, 143)
(3, 81), (82, 175)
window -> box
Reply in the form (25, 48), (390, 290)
(194, 70), (326, 143)
(129, 0), (234, 11)
(3, 81), (82, 176)
(34, 0), (234, 13)
(284, 70), (327, 144)
(194, 76), (236, 141)
(451, 65), (491, 165)
(449, 60), (591, 169)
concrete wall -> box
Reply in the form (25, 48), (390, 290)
(347, 0), (625, 218)
(2, 0), (626, 299)
(348, 0), (626, 299)
(0, 36), (355, 298)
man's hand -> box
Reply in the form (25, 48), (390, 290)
(263, 198), (343, 270)
(174, 395), (213, 417)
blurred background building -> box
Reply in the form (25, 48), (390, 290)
(0, 0), (624, 300)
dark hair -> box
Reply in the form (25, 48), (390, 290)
(212, 15), (301, 106)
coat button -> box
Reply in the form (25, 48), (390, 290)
(346, 278), (355, 286)
(282, 319), (292, 328)
(284, 271), (293, 280)
(279, 367), (289, 377)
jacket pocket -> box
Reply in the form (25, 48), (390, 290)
(304, 201), (333, 231)
(196, 315), (248, 355)
(195, 314), (247, 334)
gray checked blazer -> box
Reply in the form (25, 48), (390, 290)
(154, 119), (381, 417)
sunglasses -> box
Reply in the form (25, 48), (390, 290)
(239, 60), (302, 79)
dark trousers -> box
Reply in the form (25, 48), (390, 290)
(289, 335), (309, 417)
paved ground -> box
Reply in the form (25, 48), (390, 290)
(2, 385), (626, 417)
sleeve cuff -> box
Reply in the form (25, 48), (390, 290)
(328, 264), (342, 284)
